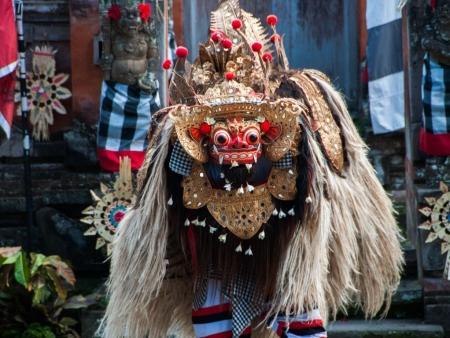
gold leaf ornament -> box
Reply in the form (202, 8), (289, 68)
(419, 182), (450, 280)
(81, 157), (136, 255)
(15, 45), (72, 141)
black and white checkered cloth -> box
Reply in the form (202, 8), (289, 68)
(422, 54), (450, 135)
(193, 274), (265, 337)
(272, 152), (293, 169)
(169, 140), (194, 176)
(96, 80), (160, 170)
(420, 53), (450, 156)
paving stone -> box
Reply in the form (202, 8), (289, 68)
(328, 320), (444, 338)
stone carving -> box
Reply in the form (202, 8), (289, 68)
(100, 0), (159, 93)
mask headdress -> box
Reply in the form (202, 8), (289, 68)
(101, 1), (403, 337)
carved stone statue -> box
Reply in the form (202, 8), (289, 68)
(96, 0), (161, 172)
(100, 0), (159, 93)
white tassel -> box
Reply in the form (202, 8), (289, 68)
(218, 234), (227, 243)
(184, 219), (190, 227)
(245, 246), (253, 256)
(288, 208), (295, 216)
(220, 172), (225, 179)
(198, 219), (206, 227)
(305, 196), (312, 204)
(224, 183), (232, 191)
(235, 243), (243, 253)
(238, 186), (245, 195)
(209, 226), (217, 234)
(231, 161), (239, 168)
(247, 183), (255, 192)
(272, 209), (278, 216)
(245, 164), (253, 171)
(167, 196), (173, 206)
(191, 218), (200, 226)
(258, 231), (265, 240)
(278, 209), (286, 219)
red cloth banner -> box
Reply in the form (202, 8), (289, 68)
(0, 0), (18, 141)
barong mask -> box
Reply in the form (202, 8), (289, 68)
(101, 2), (404, 337)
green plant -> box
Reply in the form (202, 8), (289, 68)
(0, 247), (93, 338)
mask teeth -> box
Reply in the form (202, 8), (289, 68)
(235, 243), (243, 253)
(247, 183), (255, 192)
(245, 246), (253, 256)
(258, 230), (265, 240)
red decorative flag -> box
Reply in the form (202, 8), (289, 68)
(0, 0), (18, 142)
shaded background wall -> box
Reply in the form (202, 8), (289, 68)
(182, 0), (360, 109)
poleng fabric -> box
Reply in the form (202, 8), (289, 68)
(192, 279), (327, 338)
(96, 80), (160, 172)
(420, 53), (450, 156)
(366, 0), (405, 134)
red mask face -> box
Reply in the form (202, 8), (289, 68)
(209, 118), (263, 165)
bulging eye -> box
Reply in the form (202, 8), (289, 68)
(213, 129), (231, 146)
(244, 128), (260, 145)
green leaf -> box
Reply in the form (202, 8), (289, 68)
(1, 251), (21, 266)
(0, 247), (22, 258)
(30, 253), (46, 276)
(0, 264), (13, 287)
(59, 316), (78, 328)
(43, 256), (76, 286)
(32, 285), (51, 306)
(63, 294), (96, 309)
(45, 266), (67, 300)
(22, 323), (56, 338)
(14, 251), (31, 289)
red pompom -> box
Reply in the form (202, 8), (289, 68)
(266, 14), (278, 26)
(270, 34), (281, 43)
(138, 3), (151, 22)
(225, 72), (235, 81)
(199, 122), (212, 136)
(175, 46), (189, 58)
(108, 4), (121, 21)
(222, 38), (233, 49)
(231, 19), (242, 30)
(262, 52), (273, 62)
(251, 41), (263, 53)
(260, 120), (271, 133)
(162, 59), (172, 70)
(211, 31), (222, 42)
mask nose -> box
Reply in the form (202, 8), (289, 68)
(230, 135), (245, 149)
